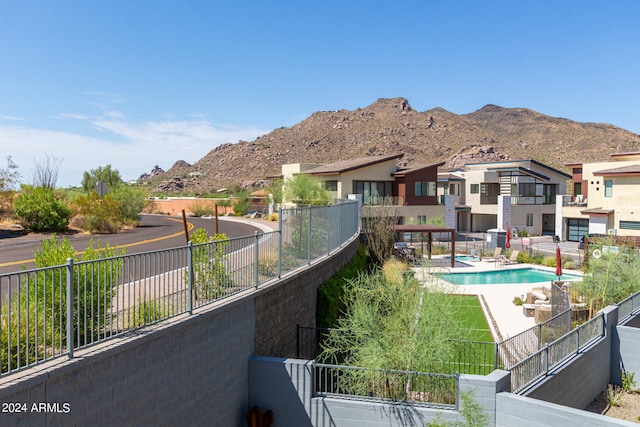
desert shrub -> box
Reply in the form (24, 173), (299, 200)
(531, 253), (545, 264)
(189, 200), (215, 217)
(317, 244), (367, 328)
(513, 296), (524, 306)
(188, 228), (231, 301)
(127, 299), (168, 328)
(109, 185), (147, 225)
(14, 185), (71, 232)
(516, 251), (532, 263)
(604, 384), (624, 407)
(541, 256), (557, 267)
(562, 256), (575, 270)
(622, 370), (636, 392)
(1, 236), (126, 373)
(267, 212), (278, 222)
(382, 258), (408, 287)
(257, 249), (278, 278)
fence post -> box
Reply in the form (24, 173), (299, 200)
(66, 258), (74, 360)
(307, 205), (312, 265)
(537, 323), (542, 350)
(543, 345), (549, 376)
(296, 324), (300, 358)
(576, 327), (580, 355)
(494, 342), (499, 370)
(254, 231), (260, 289)
(278, 207), (282, 278)
(187, 242), (193, 315)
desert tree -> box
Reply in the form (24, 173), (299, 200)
(0, 156), (20, 191)
(361, 196), (399, 266)
(81, 164), (123, 192)
(32, 154), (62, 189)
(284, 173), (330, 206)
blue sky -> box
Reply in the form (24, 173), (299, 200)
(1, 1), (639, 187)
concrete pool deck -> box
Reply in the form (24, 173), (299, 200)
(413, 257), (583, 340)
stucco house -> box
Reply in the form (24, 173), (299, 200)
(561, 151), (640, 240)
(279, 154), (449, 226)
(439, 159), (571, 234)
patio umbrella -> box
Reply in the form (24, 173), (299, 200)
(506, 228), (511, 249)
(555, 246), (562, 277)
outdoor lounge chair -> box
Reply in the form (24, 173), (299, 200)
(504, 250), (520, 264)
(577, 197), (588, 206)
(488, 247), (502, 263)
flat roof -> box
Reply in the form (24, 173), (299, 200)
(305, 153), (404, 176)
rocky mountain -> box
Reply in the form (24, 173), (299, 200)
(140, 97), (640, 193)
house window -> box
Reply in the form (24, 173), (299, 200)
(449, 183), (459, 196)
(519, 183), (536, 197)
(573, 182), (582, 196)
(417, 215), (427, 224)
(604, 180), (613, 198)
(470, 184), (479, 194)
(620, 221), (640, 230)
(353, 181), (392, 205)
(526, 213), (534, 227)
(415, 181), (436, 196)
(510, 184), (517, 197)
(324, 180), (338, 192)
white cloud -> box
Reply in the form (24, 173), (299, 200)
(0, 115), (25, 121)
(0, 117), (270, 188)
(55, 113), (88, 120)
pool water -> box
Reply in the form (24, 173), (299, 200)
(444, 255), (479, 261)
(437, 268), (582, 285)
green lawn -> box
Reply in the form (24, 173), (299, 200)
(446, 295), (500, 374)
(452, 295), (494, 342)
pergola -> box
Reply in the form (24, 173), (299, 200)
(394, 224), (456, 268)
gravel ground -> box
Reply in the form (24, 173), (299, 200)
(585, 388), (640, 424)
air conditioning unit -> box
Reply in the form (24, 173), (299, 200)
(608, 228), (617, 235)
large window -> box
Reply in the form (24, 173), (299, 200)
(519, 183), (536, 197)
(573, 182), (582, 196)
(353, 181), (392, 205)
(324, 180), (338, 192)
(470, 184), (479, 194)
(414, 181), (436, 196)
(604, 180), (613, 198)
(480, 183), (499, 204)
(526, 213), (534, 227)
(620, 220), (640, 230)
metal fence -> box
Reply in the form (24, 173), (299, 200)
(0, 201), (359, 377)
(617, 289), (640, 325)
(314, 363), (459, 408)
(509, 312), (605, 394)
(498, 309), (572, 369)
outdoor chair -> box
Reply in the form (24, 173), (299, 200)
(503, 250), (520, 265)
(488, 247), (502, 264)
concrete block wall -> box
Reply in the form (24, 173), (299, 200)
(617, 325), (640, 380)
(496, 393), (637, 427)
(524, 306), (615, 409)
(0, 237), (359, 427)
(248, 356), (512, 427)
(0, 299), (255, 427)
(253, 239), (359, 358)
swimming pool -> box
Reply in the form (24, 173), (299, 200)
(437, 268), (582, 285)
(444, 255), (479, 262)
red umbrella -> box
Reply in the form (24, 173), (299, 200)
(506, 227), (511, 249)
(555, 246), (562, 277)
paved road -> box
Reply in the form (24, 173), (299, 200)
(0, 214), (267, 275)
